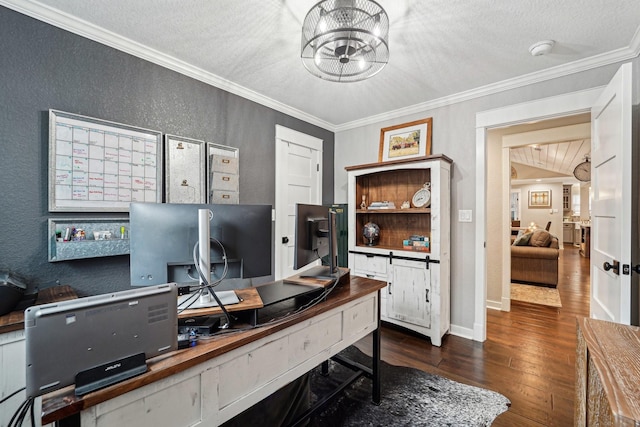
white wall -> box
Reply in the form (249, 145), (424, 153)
(512, 182), (564, 238)
(334, 58), (638, 337)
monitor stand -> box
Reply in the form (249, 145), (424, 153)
(299, 265), (340, 281)
(177, 289), (240, 309)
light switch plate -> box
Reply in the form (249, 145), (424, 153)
(458, 210), (473, 222)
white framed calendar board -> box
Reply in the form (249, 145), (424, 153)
(48, 110), (163, 212)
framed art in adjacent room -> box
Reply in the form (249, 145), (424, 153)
(528, 190), (551, 208)
(378, 117), (432, 162)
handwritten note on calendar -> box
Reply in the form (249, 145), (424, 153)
(49, 110), (162, 212)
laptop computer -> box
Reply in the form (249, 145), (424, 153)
(24, 283), (178, 398)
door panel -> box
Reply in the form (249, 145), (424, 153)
(274, 126), (323, 280)
(590, 62), (633, 323)
(387, 258), (430, 328)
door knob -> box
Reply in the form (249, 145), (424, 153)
(603, 260), (620, 275)
(632, 264), (640, 274)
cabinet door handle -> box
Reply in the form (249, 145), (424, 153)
(425, 289), (430, 303)
(387, 282), (392, 295)
(366, 274), (374, 278)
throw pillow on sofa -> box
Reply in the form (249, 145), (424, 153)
(529, 229), (552, 247)
(513, 230), (533, 246)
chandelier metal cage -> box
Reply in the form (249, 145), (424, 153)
(301, 0), (389, 82)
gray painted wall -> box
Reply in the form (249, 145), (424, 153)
(0, 7), (334, 296)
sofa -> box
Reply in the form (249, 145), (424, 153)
(511, 229), (559, 287)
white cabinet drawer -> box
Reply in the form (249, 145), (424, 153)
(353, 253), (388, 277)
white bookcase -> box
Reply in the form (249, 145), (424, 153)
(346, 155), (452, 346)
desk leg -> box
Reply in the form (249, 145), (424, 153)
(321, 360), (329, 376)
(372, 290), (381, 405)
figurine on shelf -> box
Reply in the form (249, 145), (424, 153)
(360, 194), (367, 209)
(401, 200), (410, 209)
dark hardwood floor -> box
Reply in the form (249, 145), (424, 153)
(355, 245), (590, 426)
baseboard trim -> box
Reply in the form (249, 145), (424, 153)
(448, 324), (474, 341)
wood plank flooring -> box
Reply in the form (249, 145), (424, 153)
(355, 245), (590, 426)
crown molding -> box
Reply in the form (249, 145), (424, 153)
(2, 0), (639, 134)
(335, 42), (640, 132)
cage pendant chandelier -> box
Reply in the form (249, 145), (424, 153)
(301, 0), (389, 82)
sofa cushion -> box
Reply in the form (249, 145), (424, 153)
(529, 230), (552, 247)
(513, 231), (533, 246)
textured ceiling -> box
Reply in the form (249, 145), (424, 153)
(3, 0), (640, 129)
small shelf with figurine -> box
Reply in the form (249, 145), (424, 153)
(48, 218), (130, 262)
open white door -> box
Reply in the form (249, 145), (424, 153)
(274, 126), (323, 280)
(590, 62), (633, 323)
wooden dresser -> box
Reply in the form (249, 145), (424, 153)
(575, 317), (640, 426)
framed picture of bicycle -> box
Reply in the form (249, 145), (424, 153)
(378, 117), (432, 162)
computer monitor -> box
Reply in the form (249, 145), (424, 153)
(129, 203), (272, 288)
(293, 203), (338, 280)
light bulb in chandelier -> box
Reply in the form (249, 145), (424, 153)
(301, 0), (389, 82)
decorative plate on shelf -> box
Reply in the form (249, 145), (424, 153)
(412, 183), (431, 208)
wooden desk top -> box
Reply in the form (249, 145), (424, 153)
(42, 275), (385, 424)
(178, 287), (263, 318)
(0, 285), (77, 334)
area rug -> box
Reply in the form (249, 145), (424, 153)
(511, 282), (562, 307)
(309, 346), (510, 427)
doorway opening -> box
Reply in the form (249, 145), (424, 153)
(473, 87), (602, 342)
(489, 114), (591, 313)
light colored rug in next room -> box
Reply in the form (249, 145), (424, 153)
(511, 283), (562, 308)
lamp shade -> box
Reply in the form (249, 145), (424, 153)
(301, 0), (389, 82)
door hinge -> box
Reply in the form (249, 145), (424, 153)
(317, 164), (319, 171)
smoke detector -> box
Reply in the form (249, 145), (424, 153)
(529, 40), (555, 56)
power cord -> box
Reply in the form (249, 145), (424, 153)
(177, 237), (234, 328)
(1, 387), (35, 427)
(199, 272), (342, 339)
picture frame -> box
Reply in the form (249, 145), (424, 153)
(528, 190), (551, 208)
(378, 117), (432, 162)
(48, 110), (163, 212)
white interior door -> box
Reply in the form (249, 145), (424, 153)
(274, 125), (323, 280)
(590, 62), (633, 323)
